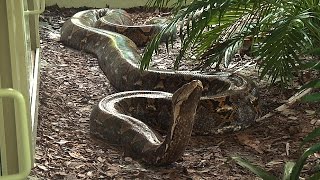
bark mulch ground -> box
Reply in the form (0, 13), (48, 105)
(30, 5), (320, 179)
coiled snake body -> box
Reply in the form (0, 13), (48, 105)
(61, 8), (261, 165)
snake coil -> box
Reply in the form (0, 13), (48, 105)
(60, 8), (261, 165)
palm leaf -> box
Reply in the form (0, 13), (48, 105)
(143, 0), (320, 86)
(300, 128), (320, 148)
(282, 162), (295, 180)
(302, 93), (320, 102)
(309, 171), (320, 180)
(146, 0), (186, 12)
(232, 156), (277, 180)
(257, 12), (315, 84)
(290, 143), (320, 180)
(141, 0), (258, 70)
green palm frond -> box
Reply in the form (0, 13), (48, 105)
(197, 10), (261, 69)
(141, 0), (259, 70)
(231, 156), (277, 180)
(290, 143), (320, 179)
(309, 172), (320, 180)
(146, 0), (187, 11)
(300, 128), (320, 148)
(255, 3), (318, 84)
(142, 0), (320, 85)
(233, 142), (320, 180)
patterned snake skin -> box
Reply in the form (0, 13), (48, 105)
(60, 8), (261, 165)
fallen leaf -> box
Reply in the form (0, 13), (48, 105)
(97, 157), (105, 162)
(266, 160), (284, 167)
(280, 108), (296, 116)
(306, 110), (316, 115)
(310, 119), (318, 125)
(75, 164), (85, 169)
(37, 164), (49, 171)
(236, 134), (264, 154)
(64, 161), (71, 166)
(43, 134), (54, 140)
(107, 166), (120, 177)
(77, 173), (86, 178)
(68, 151), (87, 160)
(87, 171), (93, 177)
(55, 139), (70, 145)
(55, 172), (68, 176)
(288, 116), (298, 120)
(286, 142), (290, 156)
(124, 157), (132, 162)
(314, 152), (320, 158)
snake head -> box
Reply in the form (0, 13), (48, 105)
(172, 80), (203, 122)
(155, 80), (203, 165)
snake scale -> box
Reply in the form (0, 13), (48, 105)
(60, 8), (261, 165)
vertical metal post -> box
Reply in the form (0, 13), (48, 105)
(0, 89), (32, 180)
(0, 0), (19, 174)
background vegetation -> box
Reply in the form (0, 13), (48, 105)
(142, 0), (320, 86)
(142, 0), (320, 179)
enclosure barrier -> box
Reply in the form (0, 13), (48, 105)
(0, 0), (43, 178)
(0, 89), (31, 180)
(45, 0), (192, 8)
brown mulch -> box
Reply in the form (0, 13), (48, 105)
(30, 5), (320, 179)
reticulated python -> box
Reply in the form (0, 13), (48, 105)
(60, 8), (261, 165)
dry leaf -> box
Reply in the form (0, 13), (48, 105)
(236, 134), (264, 154)
(280, 108), (296, 116)
(68, 151), (86, 160)
(310, 119), (318, 125)
(106, 170), (118, 177)
(55, 172), (68, 176)
(314, 152), (320, 158)
(266, 160), (284, 167)
(55, 139), (70, 145)
(77, 173), (86, 178)
(288, 116), (298, 120)
(306, 110), (316, 115)
(43, 134), (54, 140)
(107, 166), (120, 177)
(37, 164), (49, 171)
(286, 142), (290, 156)
(64, 161), (71, 166)
(97, 157), (105, 162)
(87, 171), (93, 177)
(124, 157), (132, 162)
(75, 164), (85, 169)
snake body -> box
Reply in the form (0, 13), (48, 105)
(60, 8), (261, 165)
(90, 80), (203, 165)
(95, 9), (167, 46)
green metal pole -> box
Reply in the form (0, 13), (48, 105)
(0, 89), (31, 180)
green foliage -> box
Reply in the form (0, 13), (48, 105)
(300, 47), (320, 103)
(231, 157), (277, 180)
(300, 127), (320, 148)
(142, 0), (320, 85)
(309, 172), (320, 180)
(232, 128), (320, 180)
(283, 162), (295, 180)
(302, 93), (320, 102)
(290, 143), (320, 179)
(231, 50), (320, 179)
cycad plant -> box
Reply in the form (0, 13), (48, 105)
(229, 48), (320, 179)
(232, 126), (320, 180)
(140, 1), (320, 178)
(141, 0), (320, 85)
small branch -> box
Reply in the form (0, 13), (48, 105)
(256, 88), (313, 122)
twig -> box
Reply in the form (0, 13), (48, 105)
(256, 87), (313, 122)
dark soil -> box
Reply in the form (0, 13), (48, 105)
(31, 5), (320, 179)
